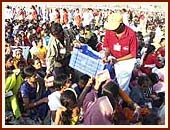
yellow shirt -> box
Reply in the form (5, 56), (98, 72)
(37, 47), (47, 60)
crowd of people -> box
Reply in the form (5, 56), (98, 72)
(4, 4), (165, 126)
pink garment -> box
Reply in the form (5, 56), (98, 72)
(158, 72), (164, 81)
(82, 89), (114, 125)
(153, 81), (165, 93)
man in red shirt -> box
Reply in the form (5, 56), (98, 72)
(103, 13), (138, 94)
(141, 45), (164, 75)
(156, 38), (165, 64)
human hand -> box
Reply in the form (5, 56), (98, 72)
(94, 70), (110, 90)
(86, 77), (94, 87)
(44, 73), (51, 80)
(133, 105), (141, 121)
(13, 69), (20, 75)
(102, 57), (109, 63)
(73, 40), (81, 48)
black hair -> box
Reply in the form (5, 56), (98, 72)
(63, 8), (68, 13)
(148, 32), (155, 44)
(95, 26), (99, 30)
(160, 38), (165, 44)
(122, 8), (127, 12)
(79, 74), (90, 84)
(37, 37), (43, 43)
(86, 33), (98, 51)
(149, 73), (159, 85)
(138, 75), (151, 87)
(137, 31), (142, 36)
(16, 60), (26, 69)
(79, 37), (86, 44)
(85, 25), (91, 31)
(102, 81), (119, 110)
(50, 23), (64, 44)
(23, 65), (36, 78)
(50, 23), (63, 36)
(79, 26), (84, 31)
(53, 73), (69, 91)
(30, 56), (40, 66)
(143, 45), (156, 61)
(100, 35), (105, 42)
(5, 55), (13, 63)
(60, 90), (77, 125)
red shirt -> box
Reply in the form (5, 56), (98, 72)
(103, 26), (138, 59)
(156, 47), (165, 57)
(141, 53), (163, 75)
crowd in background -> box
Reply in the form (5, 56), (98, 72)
(4, 4), (165, 125)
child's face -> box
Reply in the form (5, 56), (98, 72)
(15, 51), (22, 59)
(78, 80), (86, 89)
(64, 79), (72, 89)
(80, 30), (84, 35)
(37, 39), (43, 47)
(33, 59), (42, 70)
(84, 30), (91, 39)
(28, 74), (38, 84)
(141, 81), (150, 90)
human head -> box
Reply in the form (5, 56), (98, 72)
(104, 13), (125, 34)
(60, 89), (77, 110)
(146, 45), (156, 54)
(53, 73), (72, 91)
(5, 43), (12, 55)
(100, 35), (105, 42)
(37, 38), (43, 48)
(78, 74), (90, 89)
(31, 57), (42, 70)
(63, 8), (67, 13)
(75, 8), (79, 13)
(14, 48), (23, 60)
(79, 37), (86, 44)
(5, 55), (14, 70)
(16, 60), (26, 70)
(149, 73), (159, 85)
(112, 23), (125, 34)
(24, 65), (37, 84)
(102, 80), (119, 109)
(138, 75), (151, 90)
(50, 23), (64, 40)
(159, 38), (165, 47)
(79, 26), (85, 35)
(60, 89), (78, 125)
(84, 25), (92, 40)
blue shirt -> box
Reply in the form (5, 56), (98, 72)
(20, 81), (37, 101)
(20, 81), (50, 121)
